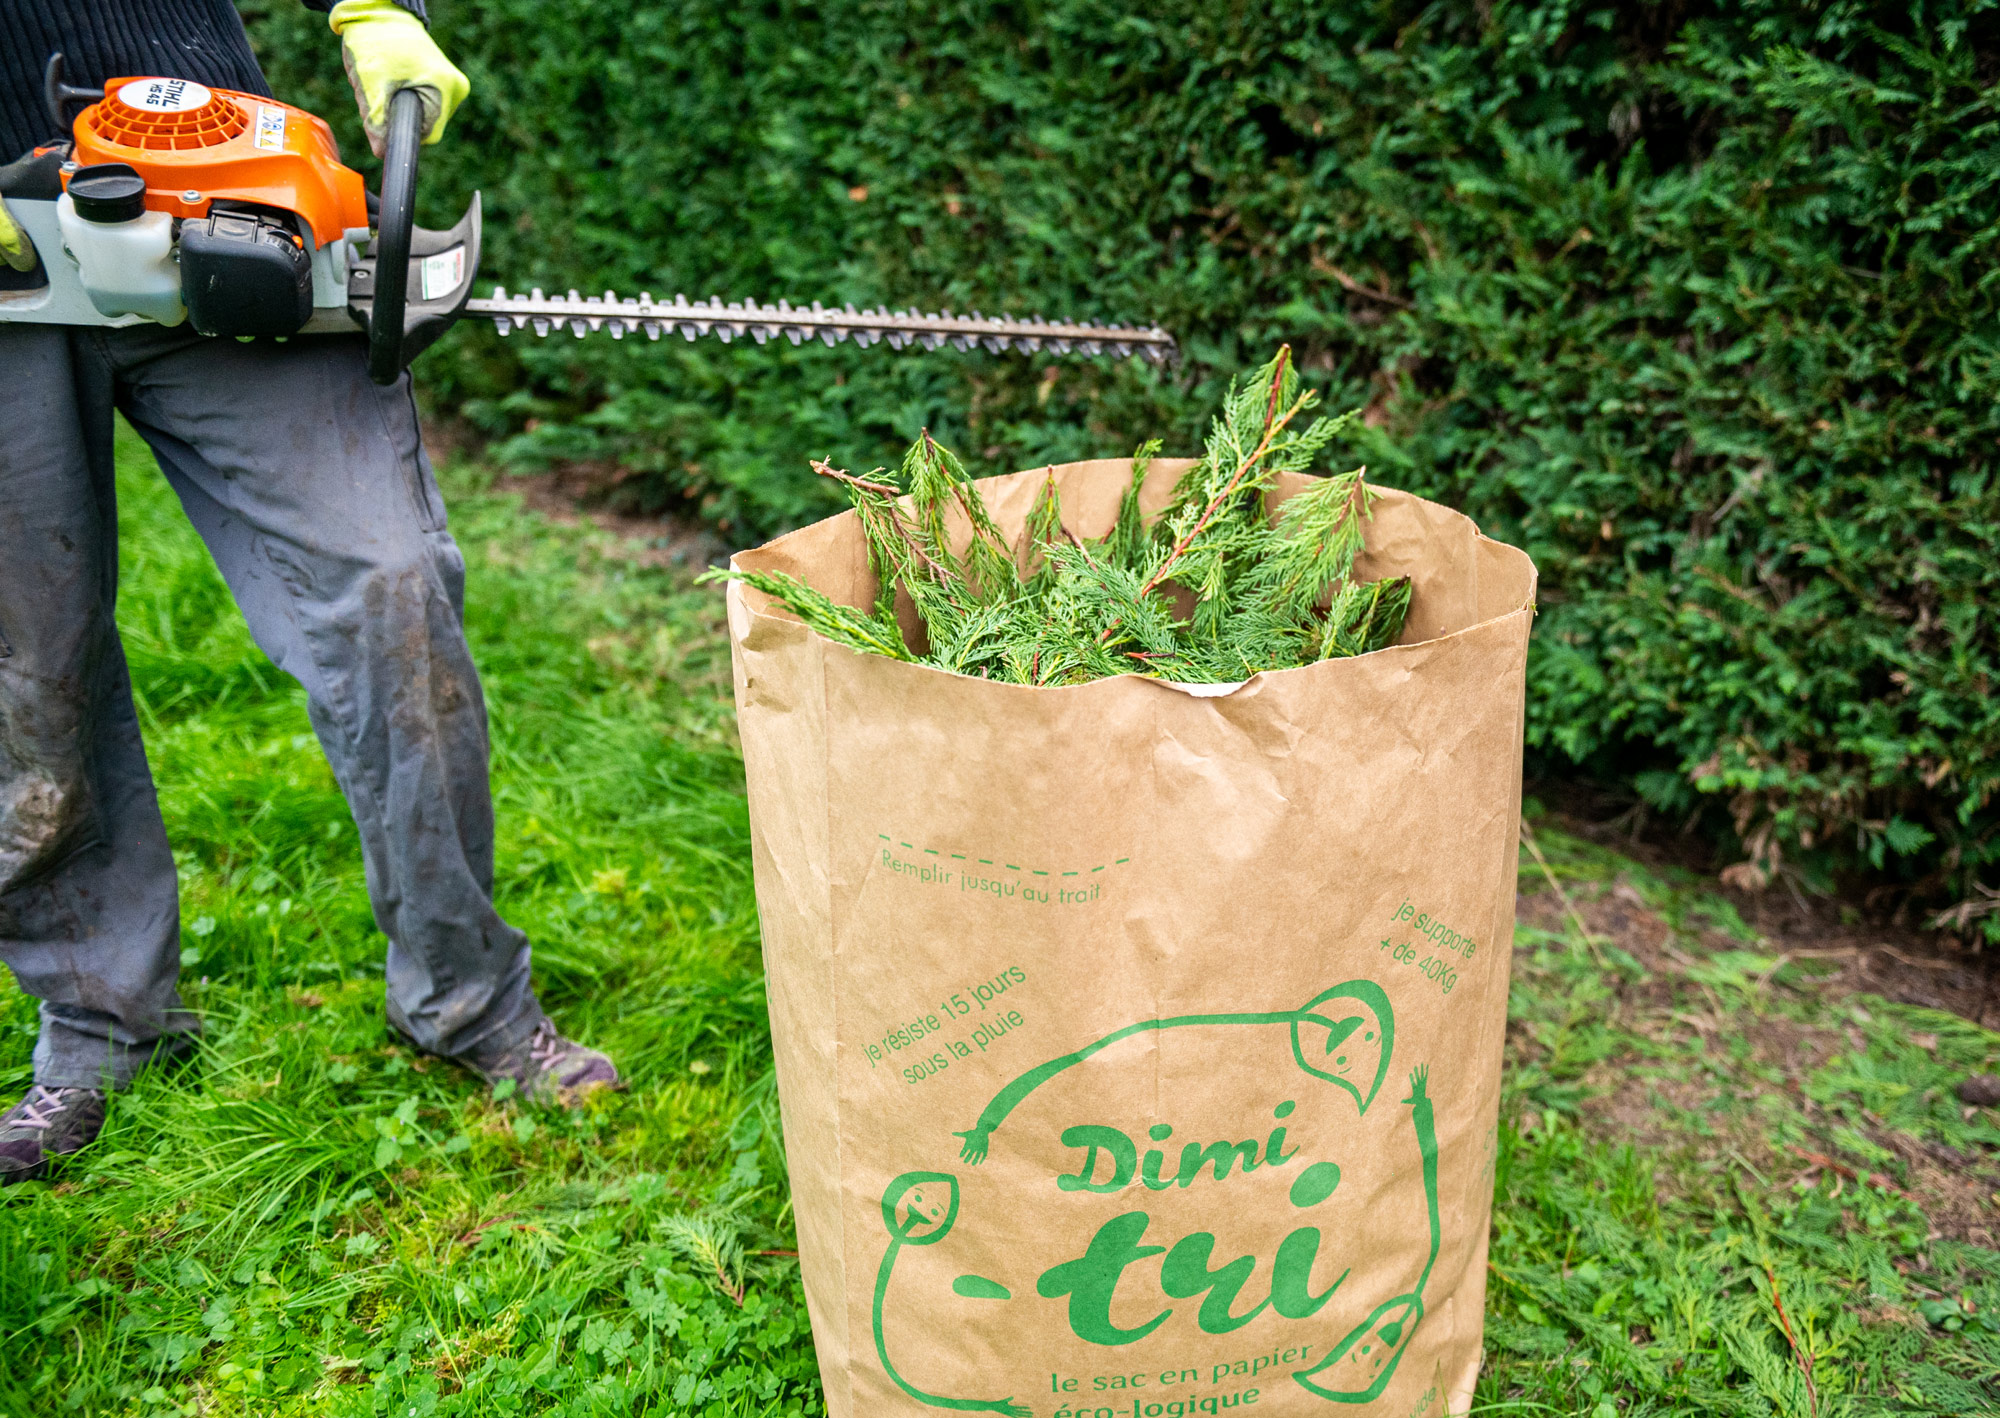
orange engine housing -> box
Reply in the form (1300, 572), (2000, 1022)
(67, 76), (368, 247)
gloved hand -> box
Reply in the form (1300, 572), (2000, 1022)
(328, 0), (470, 157)
(0, 199), (35, 273)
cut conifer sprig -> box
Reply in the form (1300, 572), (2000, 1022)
(703, 345), (1413, 685)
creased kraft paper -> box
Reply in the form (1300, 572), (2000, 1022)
(725, 459), (1537, 1418)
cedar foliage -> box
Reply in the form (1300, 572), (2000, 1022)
(243, 1), (2000, 921)
(707, 349), (1411, 685)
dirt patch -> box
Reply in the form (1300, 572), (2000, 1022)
(1525, 805), (2000, 1026)
(1531, 782), (1997, 1014)
(494, 464), (729, 572)
(425, 420), (730, 573)
(1514, 818), (2000, 1243)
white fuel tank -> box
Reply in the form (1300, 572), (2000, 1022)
(55, 187), (187, 327)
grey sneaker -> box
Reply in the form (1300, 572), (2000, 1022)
(457, 1020), (620, 1107)
(0, 1085), (106, 1183)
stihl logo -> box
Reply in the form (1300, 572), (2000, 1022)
(118, 79), (213, 112)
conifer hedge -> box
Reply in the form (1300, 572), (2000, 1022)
(243, 1), (2000, 925)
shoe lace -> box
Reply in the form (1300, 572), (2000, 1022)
(11, 1085), (79, 1132)
(526, 1022), (568, 1072)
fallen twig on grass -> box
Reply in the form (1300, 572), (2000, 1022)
(454, 1210), (523, 1248)
(1790, 1145), (1914, 1199)
(1753, 952), (1794, 990)
(1871, 943), (1956, 972)
(1763, 1261), (1821, 1418)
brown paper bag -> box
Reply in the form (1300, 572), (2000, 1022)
(725, 457), (1536, 1418)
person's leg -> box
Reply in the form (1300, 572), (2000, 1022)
(105, 327), (551, 1063)
(0, 325), (193, 1094)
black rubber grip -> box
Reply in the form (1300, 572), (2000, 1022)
(367, 88), (423, 385)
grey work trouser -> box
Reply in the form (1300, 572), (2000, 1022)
(0, 323), (543, 1089)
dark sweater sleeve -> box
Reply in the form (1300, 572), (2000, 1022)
(299, 0), (430, 19)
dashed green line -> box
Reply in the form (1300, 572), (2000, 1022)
(876, 836), (1133, 876)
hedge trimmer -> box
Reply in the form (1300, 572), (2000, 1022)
(0, 63), (1178, 384)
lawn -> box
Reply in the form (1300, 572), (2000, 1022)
(1, 426), (1995, 1416)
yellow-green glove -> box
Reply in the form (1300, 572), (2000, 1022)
(0, 198), (36, 273)
(328, 0), (470, 157)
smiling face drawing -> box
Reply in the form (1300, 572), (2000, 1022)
(882, 1172), (960, 1245)
(1290, 985), (1393, 1113)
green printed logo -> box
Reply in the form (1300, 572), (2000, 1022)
(871, 984), (1444, 1416)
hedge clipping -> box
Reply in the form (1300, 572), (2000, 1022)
(706, 349), (1411, 685)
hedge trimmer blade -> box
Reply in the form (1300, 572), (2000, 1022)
(467, 288), (1178, 364)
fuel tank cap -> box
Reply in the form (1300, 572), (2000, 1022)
(67, 163), (147, 223)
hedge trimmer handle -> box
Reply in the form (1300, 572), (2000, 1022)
(366, 87), (423, 385)
(350, 87), (481, 384)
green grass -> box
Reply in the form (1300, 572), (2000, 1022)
(1482, 829), (2000, 1415)
(0, 423), (813, 1416)
(1, 427), (1995, 1415)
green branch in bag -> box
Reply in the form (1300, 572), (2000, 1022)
(719, 568), (914, 661)
(702, 346), (1413, 685)
(1136, 344), (1304, 602)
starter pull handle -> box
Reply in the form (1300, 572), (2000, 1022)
(43, 53), (104, 134)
